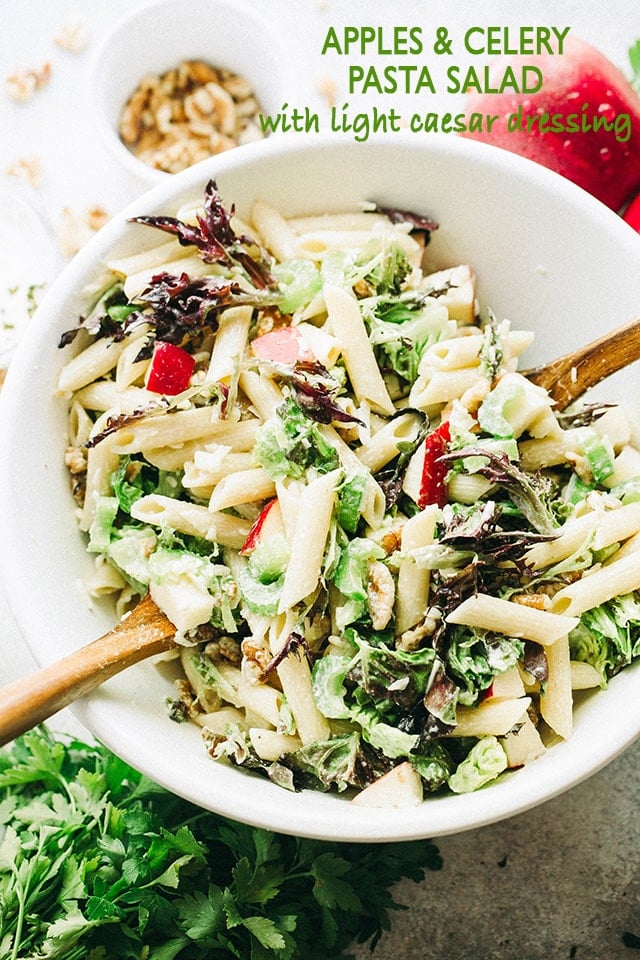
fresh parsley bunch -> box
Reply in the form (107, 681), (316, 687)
(0, 729), (441, 959)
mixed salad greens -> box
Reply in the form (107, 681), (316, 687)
(57, 180), (640, 807)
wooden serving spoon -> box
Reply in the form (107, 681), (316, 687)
(523, 314), (640, 411)
(1, 314), (640, 747)
(0, 594), (176, 746)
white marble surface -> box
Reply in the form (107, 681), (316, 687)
(2, 3), (640, 957)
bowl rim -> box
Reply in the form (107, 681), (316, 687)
(2, 131), (640, 841)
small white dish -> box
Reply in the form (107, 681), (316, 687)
(90, 0), (289, 185)
(2, 133), (640, 841)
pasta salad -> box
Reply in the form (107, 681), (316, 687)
(57, 180), (640, 807)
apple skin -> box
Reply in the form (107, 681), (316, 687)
(462, 35), (640, 212)
(623, 190), (640, 232)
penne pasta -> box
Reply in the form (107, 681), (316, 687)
(277, 469), (340, 612)
(356, 412), (423, 473)
(551, 552), (640, 617)
(268, 615), (331, 745)
(395, 505), (438, 636)
(452, 697), (532, 737)
(208, 467), (276, 512)
(324, 282), (395, 416)
(57, 183), (640, 805)
(410, 367), (481, 409)
(131, 494), (252, 549)
(206, 306), (252, 383)
(446, 593), (579, 645)
(58, 336), (133, 396)
(110, 408), (259, 454)
(251, 199), (299, 261)
(75, 381), (152, 414)
(239, 369), (284, 420)
(539, 633), (573, 739)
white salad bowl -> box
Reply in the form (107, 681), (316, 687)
(2, 133), (640, 842)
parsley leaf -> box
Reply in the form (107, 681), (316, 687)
(0, 728), (442, 959)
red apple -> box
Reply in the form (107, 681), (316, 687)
(251, 326), (312, 364)
(623, 190), (640, 232)
(239, 498), (285, 555)
(145, 341), (195, 395)
(462, 35), (640, 211)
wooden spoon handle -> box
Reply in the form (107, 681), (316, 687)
(0, 594), (176, 747)
(524, 315), (640, 410)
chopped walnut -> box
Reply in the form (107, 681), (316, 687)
(252, 306), (288, 338)
(171, 678), (201, 720)
(6, 62), (51, 102)
(64, 444), (87, 475)
(56, 205), (109, 259)
(458, 375), (492, 413)
(512, 593), (552, 611)
(367, 560), (396, 631)
(396, 611), (440, 651)
(204, 635), (242, 664)
(64, 445), (87, 504)
(4, 155), (42, 189)
(119, 59), (267, 174)
(379, 524), (404, 556)
(184, 82), (236, 136)
(565, 451), (593, 484)
(316, 76), (338, 109)
(241, 636), (276, 684)
(55, 17), (88, 53)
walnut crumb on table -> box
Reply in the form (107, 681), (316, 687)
(56, 205), (109, 259)
(4, 156), (42, 189)
(54, 17), (88, 54)
(316, 76), (338, 108)
(5, 62), (51, 102)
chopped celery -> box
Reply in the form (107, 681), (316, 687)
(336, 471), (368, 533)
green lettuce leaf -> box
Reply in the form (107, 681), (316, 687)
(569, 591), (640, 685)
(448, 737), (508, 793)
(254, 397), (340, 481)
(445, 625), (525, 706)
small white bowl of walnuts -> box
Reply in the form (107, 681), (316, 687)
(91, 0), (289, 184)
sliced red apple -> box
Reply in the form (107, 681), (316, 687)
(145, 340), (195, 395)
(462, 35), (640, 212)
(251, 326), (312, 364)
(239, 498), (285, 555)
